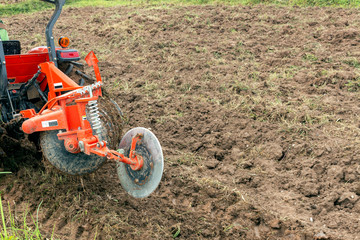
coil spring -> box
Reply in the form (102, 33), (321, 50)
(88, 100), (102, 134)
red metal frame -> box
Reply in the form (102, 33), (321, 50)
(20, 51), (144, 171)
(5, 47), (77, 91)
(5, 53), (49, 91)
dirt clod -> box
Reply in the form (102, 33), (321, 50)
(269, 219), (281, 229)
(204, 159), (219, 169)
(336, 192), (359, 208)
(314, 231), (329, 240)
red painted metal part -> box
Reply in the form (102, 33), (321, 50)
(27, 46), (63, 54)
(20, 51), (144, 171)
(85, 51), (102, 82)
(60, 51), (79, 59)
(5, 47), (77, 89)
(39, 62), (81, 100)
(107, 134), (144, 171)
(5, 53), (48, 91)
(5, 47), (68, 91)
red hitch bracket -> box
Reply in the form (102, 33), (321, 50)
(106, 133), (144, 171)
(21, 53), (145, 173)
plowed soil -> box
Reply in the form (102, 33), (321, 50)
(1, 4), (360, 240)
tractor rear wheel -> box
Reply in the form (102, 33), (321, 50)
(40, 130), (107, 175)
(58, 62), (89, 86)
(40, 97), (123, 175)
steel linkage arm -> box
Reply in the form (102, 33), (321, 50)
(106, 133), (144, 171)
(59, 131), (144, 171)
(65, 130), (144, 171)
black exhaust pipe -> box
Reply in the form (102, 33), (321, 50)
(43, 0), (66, 67)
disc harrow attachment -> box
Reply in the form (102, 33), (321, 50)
(0, 0), (163, 198)
(117, 127), (164, 198)
(19, 52), (163, 198)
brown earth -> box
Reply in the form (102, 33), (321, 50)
(0, 4), (360, 240)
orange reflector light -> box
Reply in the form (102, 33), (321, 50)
(58, 37), (70, 48)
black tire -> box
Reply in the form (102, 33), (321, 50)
(58, 62), (87, 85)
(40, 130), (106, 175)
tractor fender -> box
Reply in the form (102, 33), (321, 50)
(28, 46), (62, 54)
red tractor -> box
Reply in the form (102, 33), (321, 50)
(0, 0), (163, 198)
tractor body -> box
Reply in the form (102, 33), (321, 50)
(0, 0), (163, 198)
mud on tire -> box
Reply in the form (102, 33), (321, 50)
(40, 130), (106, 175)
(40, 97), (123, 175)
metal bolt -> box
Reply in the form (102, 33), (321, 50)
(78, 141), (85, 152)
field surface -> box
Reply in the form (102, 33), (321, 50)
(0, 3), (360, 240)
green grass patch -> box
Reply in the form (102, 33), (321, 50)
(303, 53), (318, 62)
(343, 58), (360, 68)
(1, 0), (360, 16)
(0, 196), (46, 239)
(345, 77), (360, 92)
(0, 0), (50, 16)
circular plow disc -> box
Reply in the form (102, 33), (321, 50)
(117, 127), (164, 198)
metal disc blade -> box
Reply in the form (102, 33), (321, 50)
(117, 127), (164, 198)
